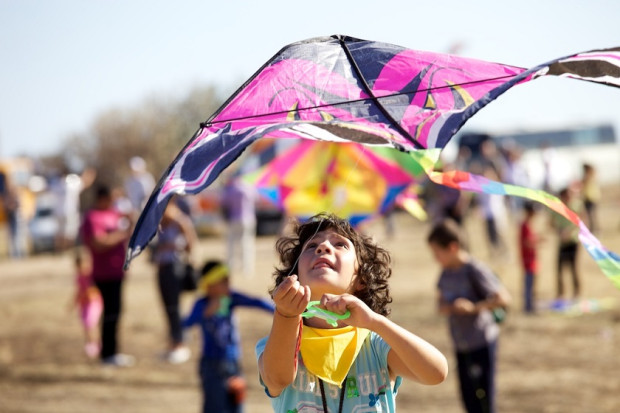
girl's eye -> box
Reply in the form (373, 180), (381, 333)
(305, 242), (317, 250)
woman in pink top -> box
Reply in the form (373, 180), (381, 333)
(81, 185), (134, 367)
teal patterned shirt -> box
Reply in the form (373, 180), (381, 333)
(256, 331), (403, 412)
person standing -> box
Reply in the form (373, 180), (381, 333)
(550, 188), (583, 301)
(221, 175), (256, 278)
(519, 202), (539, 313)
(478, 166), (508, 260)
(81, 185), (134, 367)
(151, 198), (197, 364)
(124, 156), (155, 215)
(70, 247), (103, 359)
(0, 169), (23, 258)
(581, 163), (600, 234)
(50, 167), (96, 251)
(427, 219), (511, 413)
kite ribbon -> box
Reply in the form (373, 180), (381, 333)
(410, 149), (620, 289)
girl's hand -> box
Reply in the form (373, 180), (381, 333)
(271, 275), (310, 318)
(320, 293), (377, 329)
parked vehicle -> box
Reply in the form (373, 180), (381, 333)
(28, 192), (59, 253)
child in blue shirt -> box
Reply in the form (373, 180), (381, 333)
(184, 260), (274, 413)
(256, 213), (448, 413)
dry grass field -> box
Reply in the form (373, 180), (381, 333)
(1, 189), (619, 413)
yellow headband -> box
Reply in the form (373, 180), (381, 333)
(198, 264), (229, 292)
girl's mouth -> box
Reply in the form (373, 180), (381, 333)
(312, 258), (334, 270)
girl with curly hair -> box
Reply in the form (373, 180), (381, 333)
(256, 213), (447, 413)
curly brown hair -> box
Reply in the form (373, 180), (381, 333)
(271, 213), (392, 317)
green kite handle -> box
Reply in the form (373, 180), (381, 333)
(301, 300), (351, 327)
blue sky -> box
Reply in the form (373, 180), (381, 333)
(1, 0), (619, 158)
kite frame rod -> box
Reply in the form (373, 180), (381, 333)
(337, 36), (425, 150)
(200, 75), (515, 129)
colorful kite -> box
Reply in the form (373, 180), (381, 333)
(409, 149), (620, 289)
(125, 35), (620, 288)
(243, 140), (415, 226)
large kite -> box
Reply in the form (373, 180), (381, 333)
(125, 35), (620, 288)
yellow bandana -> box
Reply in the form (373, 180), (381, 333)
(300, 325), (370, 387)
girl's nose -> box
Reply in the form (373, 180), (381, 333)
(315, 241), (333, 254)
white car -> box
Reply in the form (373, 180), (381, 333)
(28, 192), (59, 253)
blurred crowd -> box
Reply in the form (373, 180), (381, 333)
(0, 156), (155, 258)
(0, 153), (272, 413)
(421, 134), (602, 310)
(0, 135), (611, 413)
(423, 134), (600, 242)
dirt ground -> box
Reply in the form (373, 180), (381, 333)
(1, 190), (620, 413)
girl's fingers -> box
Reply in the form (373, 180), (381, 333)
(321, 293), (350, 314)
(273, 275), (311, 314)
(295, 285), (311, 311)
(272, 275), (298, 300)
(320, 294), (374, 328)
(290, 283), (309, 309)
(320, 293), (335, 310)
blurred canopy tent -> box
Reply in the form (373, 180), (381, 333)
(125, 35), (620, 289)
(243, 140), (417, 226)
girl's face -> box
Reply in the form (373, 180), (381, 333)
(297, 229), (359, 298)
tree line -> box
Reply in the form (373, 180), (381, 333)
(48, 84), (226, 189)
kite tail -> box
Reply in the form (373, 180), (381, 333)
(409, 149), (620, 290)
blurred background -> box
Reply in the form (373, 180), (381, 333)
(1, 1), (619, 412)
(1, 0), (619, 256)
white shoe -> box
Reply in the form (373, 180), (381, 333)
(165, 347), (191, 364)
(102, 353), (135, 367)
